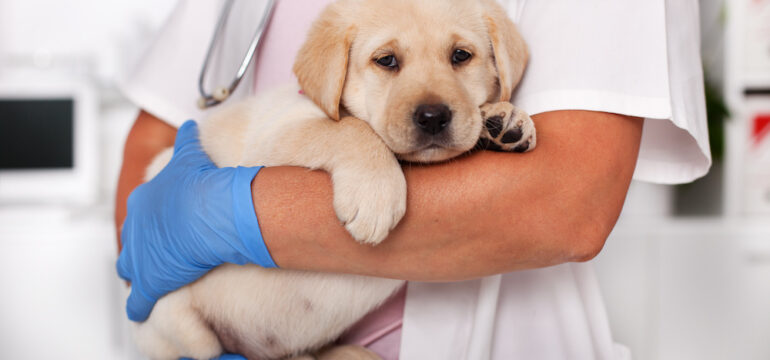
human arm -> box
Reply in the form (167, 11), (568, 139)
(116, 109), (641, 281)
(256, 110), (643, 281)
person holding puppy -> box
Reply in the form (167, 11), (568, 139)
(116, 0), (710, 359)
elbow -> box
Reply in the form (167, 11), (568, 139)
(571, 222), (610, 262)
(568, 206), (620, 263)
(574, 245), (604, 263)
(488, 194), (621, 268)
(549, 223), (609, 264)
(560, 175), (632, 263)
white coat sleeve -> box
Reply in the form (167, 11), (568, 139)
(509, 0), (711, 184)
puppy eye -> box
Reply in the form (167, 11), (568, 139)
(452, 49), (472, 64)
(375, 55), (399, 70)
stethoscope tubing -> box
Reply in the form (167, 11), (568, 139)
(198, 0), (278, 109)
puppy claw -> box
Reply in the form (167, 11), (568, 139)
(478, 102), (537, 153)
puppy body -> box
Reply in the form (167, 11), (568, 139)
(133, 0), (535, 359)
(135, 266), (402, 360)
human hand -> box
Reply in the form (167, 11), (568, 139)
(117, 120), (277, 322)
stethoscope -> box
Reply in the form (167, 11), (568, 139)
(197, 0), (277, 109)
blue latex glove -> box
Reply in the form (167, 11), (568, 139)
(117, 120), (277, 322)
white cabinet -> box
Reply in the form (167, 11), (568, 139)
(724, 0), (770, 216)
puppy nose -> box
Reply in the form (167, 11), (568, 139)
(413, 104), (452, 135)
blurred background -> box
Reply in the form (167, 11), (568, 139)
(0, 0), (768, 359)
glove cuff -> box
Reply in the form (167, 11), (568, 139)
(232, 166), (278, 268)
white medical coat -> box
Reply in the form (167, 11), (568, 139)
(120, 0), (711, 359)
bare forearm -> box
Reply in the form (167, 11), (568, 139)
(255, 111), (643, 281)
(115, 111), (177, 250)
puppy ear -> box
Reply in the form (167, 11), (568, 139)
(482, 0), (528, 102)
(293, 3), (355, 121)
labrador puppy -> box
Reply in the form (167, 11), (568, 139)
(134, 0), (535, 359)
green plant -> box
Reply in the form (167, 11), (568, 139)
(703, 76), (729, 161)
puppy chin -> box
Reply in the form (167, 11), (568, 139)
(397, 146), (465, 163)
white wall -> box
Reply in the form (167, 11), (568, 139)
(0, 0), (174, 358)
(0, 0), (175, 83)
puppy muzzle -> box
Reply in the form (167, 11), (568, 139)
(412, 103), (452, 135)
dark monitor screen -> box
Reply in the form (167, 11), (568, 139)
(0, 99), (74, 170)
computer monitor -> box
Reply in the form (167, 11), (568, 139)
(0, 80), (97, 204)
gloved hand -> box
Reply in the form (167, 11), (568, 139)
(117, 120), (277, 322)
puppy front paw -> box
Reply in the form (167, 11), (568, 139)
(332, 164), (407, 245)
(478, 102), (537, 153)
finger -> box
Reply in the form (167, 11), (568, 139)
(173, 120), (202, 154)
(125, 286), (156, 322)
(173, 120), (217, 170)
(124, 183), (146, 211)
(116, 251), (132, 282)
(116, 220), (135, 282)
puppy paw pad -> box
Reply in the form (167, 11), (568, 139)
(501, 129), (523, 144)
(513, 140), (531, 153)
(484, 116), (504, 138)
(478, 101), (537, 153)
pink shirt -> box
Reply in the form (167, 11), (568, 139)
(250, 1), (404, 359)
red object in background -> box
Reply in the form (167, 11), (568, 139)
(754, 114), (770, 146)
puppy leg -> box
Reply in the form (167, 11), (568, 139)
(260, 116), (406, 245)
(478, 102), (537, 153)
(133, 288), (223, 360)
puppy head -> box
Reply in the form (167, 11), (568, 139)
(293, 0), (527, 163)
